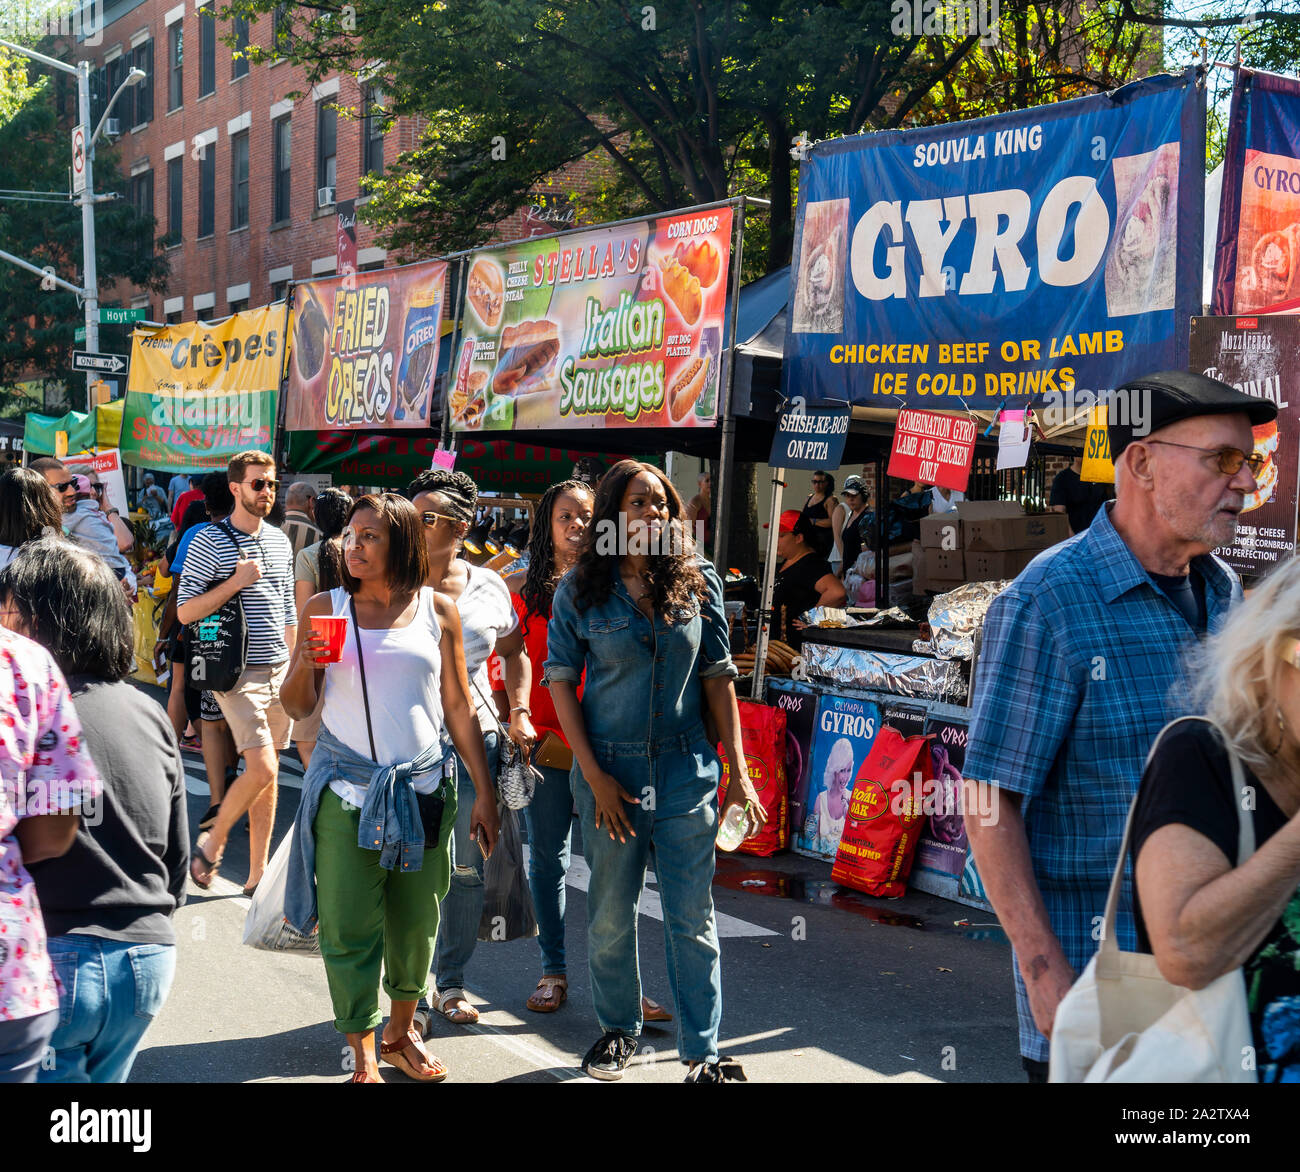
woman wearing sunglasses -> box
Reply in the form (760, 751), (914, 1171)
(405, 469), (534, 1032)
(282, 493), (497, 1083)
(1132, 557), (1300, 1083)
(544, 460), (764, 1082)
(0, 467), (63, 572)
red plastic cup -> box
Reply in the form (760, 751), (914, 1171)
(310, 615), (347, 664)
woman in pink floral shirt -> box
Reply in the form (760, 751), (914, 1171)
(0, 626), (100, 1082)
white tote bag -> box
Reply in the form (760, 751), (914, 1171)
(241, 833), (321, 956)
(1049, 717), (1257, 1083)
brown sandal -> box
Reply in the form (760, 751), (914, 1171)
(380, 1029), (448, 1082)
(189, 832), (220, 890)
(526, 975), (568, 1013)
(348, 1070), (381, 1083)
(642, 995), (673, 1023)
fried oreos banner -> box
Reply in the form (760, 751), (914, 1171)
(450, 205), (733, 432)
(122, 307), (285, 471)
(1212, 70), (1300, 314)
(286, 259), (449, 431)
(785, 69), (1204, 409)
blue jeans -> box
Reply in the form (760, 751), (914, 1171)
(524, 763), (574, 976)
(39, 934), (177, 1083)
(574, 727), (723, 1063)
(432, 730), (499, 993)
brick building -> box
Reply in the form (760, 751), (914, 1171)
(76, 0), (425, 323)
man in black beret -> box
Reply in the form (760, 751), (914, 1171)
(964, 369), (1275, 1082)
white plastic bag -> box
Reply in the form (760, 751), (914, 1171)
(242, 834), (321, 956)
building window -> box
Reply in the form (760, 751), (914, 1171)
(272, 5), (292, 54)
(106, 56), (124, 130)
(198, 145), (215, 238)
(362, 85), (384, 178)
(166, 156), (182, 245)
(166, 310), (183, 324)
(168, 25), (182, 111)
(271, 280), (289, 303)
(232, 17), (249, 79)
(272, 115), (291, 224)
(230, 131), (249, 230)
(130, 39), (153, 126)
(316, 102), (336, 205)
(129, 170), (153, 219)
(198, 3), (215, 97)
(228, 298), (249, 315)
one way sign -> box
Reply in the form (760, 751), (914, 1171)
(72, 351), (128, 374)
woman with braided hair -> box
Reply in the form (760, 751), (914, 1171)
(405, 468), (535, 1032)
(505, 479), (672, 1022)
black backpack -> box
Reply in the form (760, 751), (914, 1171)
(186, 521), (250, 693)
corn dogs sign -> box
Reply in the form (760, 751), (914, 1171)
(451, 206), (733, 433)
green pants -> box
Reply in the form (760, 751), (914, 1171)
(313, 786), (455, 1034)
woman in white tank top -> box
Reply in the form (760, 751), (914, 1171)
(282, 493), (498, 1085)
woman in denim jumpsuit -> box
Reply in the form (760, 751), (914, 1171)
(544, 461), (765, 1082)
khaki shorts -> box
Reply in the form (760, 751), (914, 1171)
(293, 689), (325, 745)
(213, 663), (293, 754)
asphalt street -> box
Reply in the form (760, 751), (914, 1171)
(132, 748), (1023, 1085)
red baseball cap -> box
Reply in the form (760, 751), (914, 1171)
(763, 509), (803, 533)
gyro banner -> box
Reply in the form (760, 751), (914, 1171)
(286, 259), (449, 430)
(121, 307), (284, 471)
(784, 69), (1204, 409)
(450, 205), (733, 432)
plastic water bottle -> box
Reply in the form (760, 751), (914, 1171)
(716, 802), (753, 852)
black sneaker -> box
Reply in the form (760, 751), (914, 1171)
(581, 1031), (638, 1081)
(198, 803), (221, 831)
(684, 1056), (748, 1083)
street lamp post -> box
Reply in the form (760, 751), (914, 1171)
(0, 39), (144, 410)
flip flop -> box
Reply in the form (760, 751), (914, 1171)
(189, 832), (220, 890)
(435, 989), (480, 1025)
(526, 975), (568, 1013)
(348, 1070), (381, 1083)
(642, 995), (673, 1023)
(379, 1029), (448, 1082)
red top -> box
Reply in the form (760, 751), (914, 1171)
(171, 487), (204, 530)
(497, 590), (582, 745)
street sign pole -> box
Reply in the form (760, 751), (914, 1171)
(79, 60), (99, 415)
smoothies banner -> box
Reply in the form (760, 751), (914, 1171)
(287, 260), (448, 430)
(1188, 314), (1300, 578)
(285, 431), (636, 493)
(785, 69), (1204, 408)
(450, 205), (733, 432)
(1212, 70), (1300, 314)
(122, 308), (284, 471)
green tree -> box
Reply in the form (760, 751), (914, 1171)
(0, 50), (169, 407)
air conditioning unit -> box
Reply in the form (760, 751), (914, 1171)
(317, 186), (335, 209)
(104, 118), (121, 138)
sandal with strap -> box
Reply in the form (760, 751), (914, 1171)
(642, 995), (673, 1023)
(435, 989), (479, 1025)
(526, 975), (568, 1013)
(189, 832), (221, 890)
(348, 1069), (381, 1083)
(379, 1029), (448, 1082)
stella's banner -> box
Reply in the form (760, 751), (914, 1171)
(1211, 70), (1300, 314)
(121, 307), (285, 471)
(287, 259), (448, 430)
(450, 205), (733, 433)
(784, 69), (1204, 409)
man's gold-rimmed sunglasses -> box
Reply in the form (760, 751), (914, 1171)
(1143, 440), (1266, 477)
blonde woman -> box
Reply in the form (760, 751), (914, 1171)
(1132, 557), (1300, 1083)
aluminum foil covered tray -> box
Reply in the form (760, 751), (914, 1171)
(800, 643), (968, 703)
(915, 581), (1012, 661)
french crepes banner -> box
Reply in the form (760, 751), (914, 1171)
(784, 69), (1204, 410)
(121, 307), (285, 471)
(450, 205), (733, 432)
(287, 259), (449, 430)
(1212, 70), (1300, 314)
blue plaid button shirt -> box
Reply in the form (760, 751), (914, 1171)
(964, 502), (1241, 1062)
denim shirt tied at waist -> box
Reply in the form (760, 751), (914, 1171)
(283, 725), (452, 934)
(541, 557), (736, 747)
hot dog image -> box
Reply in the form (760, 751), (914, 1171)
(668, 355), (709, 422)
(672, 239), (721, 287)
(467, 258), (505, 328)
(659, 258), (703, 325)
(492, 319), (560, 396)
(1243, 419), (1280, 513)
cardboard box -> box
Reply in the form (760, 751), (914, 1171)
(964, 511), (1069, 552)
(919, 501), (1021, 549)
(928, 548), (965, 579)
(965, 548), (1040, 581)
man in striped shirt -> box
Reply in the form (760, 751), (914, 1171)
(178, 450), (296, 895)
